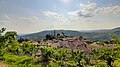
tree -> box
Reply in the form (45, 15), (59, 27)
(92, 48), (117, 67)
(79, 36), (83, 40)
(46, 34), (52, 40)
(22, 42), (35, 56)
(40, 46), (54, 62)
(111, 34), (120, 44)
(0, 28), (6, 56)
(6, 40), (22, 55)
(84, 54), (91, 65)
(5, 31), (18, 40)
(0, 28), (6, 35)
(18, 38), (25, 43)
(70, 50), (85, 67)
(0, 28), (20, 55)
(0, 28), (6, 42)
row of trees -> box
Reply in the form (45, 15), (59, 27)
(2, 45), (120, 67)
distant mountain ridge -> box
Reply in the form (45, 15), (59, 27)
(17, 27), (120, 41)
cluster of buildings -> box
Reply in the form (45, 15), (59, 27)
(18, 30), (93, 48)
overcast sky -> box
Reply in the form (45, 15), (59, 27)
(0, 0), (120, 34)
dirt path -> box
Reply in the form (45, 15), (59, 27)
(0, 61), (7, 67)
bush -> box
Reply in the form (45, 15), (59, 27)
(3, 54), (36, 66)
(94, 64), (108, 67)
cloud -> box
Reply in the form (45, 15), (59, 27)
(32, 16), (39, 21)
(20, 16), (39, 23)
(43, 11), (64, 19)
(95, 6), (120, 16)
(0, 15), (46, 33)
(4, 15), (11, 20)
(68, 2), (96, 18)
(80, 2), (96, 11)
(68, 2), (120, 18)
(0, 15), (11, 26)
(0, 14), (69, 33)
(68, 10), (93, 17)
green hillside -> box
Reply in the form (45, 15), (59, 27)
(17, 27), (120, 41)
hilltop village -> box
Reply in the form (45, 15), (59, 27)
(18, 30), (91, 47)
(18, 30), (116, 52)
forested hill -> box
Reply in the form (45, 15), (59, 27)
(17, 27), (120, 41)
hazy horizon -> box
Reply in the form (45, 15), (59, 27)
(0, 0), (120, 34)
(17, 26), (119, 34)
